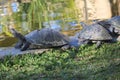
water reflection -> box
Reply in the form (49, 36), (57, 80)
(0, 1), (81, 47)
(0, 36), (17, 47)
(43, 20), (62, 31)
(2, 1), (19, 15)
(21, 21), (29, 31)
(11, 1), (19, 12)
(0, 25), (2, 33)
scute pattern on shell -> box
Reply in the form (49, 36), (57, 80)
(77, 24), (112, 40)
(25, 28), (70, 47)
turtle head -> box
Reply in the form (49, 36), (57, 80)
(10, 28), (26, 41)
(8, 23), (26, 49)
(10, 28), (18, 37)
(10, 28), (27, 49)
(69, 36), (88, 49)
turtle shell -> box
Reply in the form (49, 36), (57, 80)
(77, 23), (112, 40)
(25, 28), (70, 47)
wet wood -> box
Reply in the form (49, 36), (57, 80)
(0, 47), (48, 58)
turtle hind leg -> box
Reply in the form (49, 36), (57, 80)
(21, 42), (30, 51)
(61, 45), (78, 51)
(96, 41), (102, 48)
(61, 45), (70, 50)
(14, 40), (23, 49)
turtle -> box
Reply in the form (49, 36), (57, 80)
(10, 28), (81, 51)
(75, 22), (113, 48)
(93, 16), (120, 41)
(106, 16), (120, 34)
(96, 16), (120, 34)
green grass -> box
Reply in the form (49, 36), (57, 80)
(0, 42), (120, 80)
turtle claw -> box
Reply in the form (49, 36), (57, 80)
(14, 41), (23, 49)
(21, 42), (30, 51)
(15, 44), (22, 49)
(61, 45), (70, 50)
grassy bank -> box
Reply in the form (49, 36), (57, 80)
(0, 42), (120, 80)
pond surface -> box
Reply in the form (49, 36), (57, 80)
(0, 36), (17, 47)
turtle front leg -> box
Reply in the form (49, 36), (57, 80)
(14, 40), (23, 49)
(21, 42), (30, 51)
(96, 41), (102, 48)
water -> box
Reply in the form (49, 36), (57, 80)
(43, 20), (62, 31)
(0, 36), (17, 47)
(0, 25), (2, 33)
